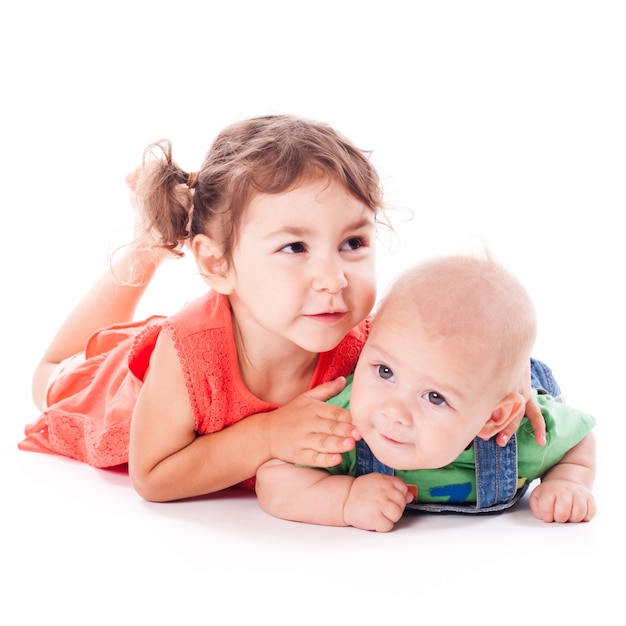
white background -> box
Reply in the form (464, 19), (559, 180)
(1, 2), (624, 623)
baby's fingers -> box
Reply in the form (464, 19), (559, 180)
(552, 491), (596, 523)
(530, 484), (596, 523)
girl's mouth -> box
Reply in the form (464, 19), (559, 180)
(305, 312), (346, 324)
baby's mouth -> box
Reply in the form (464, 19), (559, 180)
(381, 433), (405, 446)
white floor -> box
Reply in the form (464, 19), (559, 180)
(3, 2), (625, 623)
(3, 421), (620, 623)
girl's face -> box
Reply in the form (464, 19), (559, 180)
(224, 178), (377, 354)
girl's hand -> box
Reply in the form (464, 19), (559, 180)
(496, 396), (546, 447)
(496, 365), (547, 447)
(262, 377), (360, 468)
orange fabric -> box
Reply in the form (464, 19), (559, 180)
(20, 291), (370, 484)
(20, 317), (164, 468)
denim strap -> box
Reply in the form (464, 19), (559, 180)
(474, 434), (518, 508)
(530, 357), (562, 399)
(406, 434), (525, 514)
(355, 438), (393, 477)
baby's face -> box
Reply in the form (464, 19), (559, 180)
(350, 303), (501, 470)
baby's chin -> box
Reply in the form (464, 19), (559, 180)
(367, 441), (420, 470)
(368, 439), (458, 471)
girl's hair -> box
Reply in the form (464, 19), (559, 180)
(135, 115), (385, 263)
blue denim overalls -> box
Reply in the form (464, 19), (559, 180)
(355, 358), (562, 514)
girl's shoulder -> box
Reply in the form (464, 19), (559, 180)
(128, 291), (229, 380)
(164, 290), (229, 335)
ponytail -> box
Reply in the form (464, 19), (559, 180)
(135, 140), (194, 257)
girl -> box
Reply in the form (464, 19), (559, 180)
(21, 114), (545, 503)
(22, 115), (382, 502)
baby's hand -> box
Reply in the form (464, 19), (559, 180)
(263, 378), (359, 468)
(343, 474), (413, 532)
(529, 479), (596, 523)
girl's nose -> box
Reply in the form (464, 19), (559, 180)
(312, 259), (348, 293)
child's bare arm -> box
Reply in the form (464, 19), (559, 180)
(256, 460), (412, 531)
(256, 460), (354, 526)
(529, 432), (596, 523)
(129, 332), (358, 502)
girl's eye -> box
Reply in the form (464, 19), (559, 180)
(376, 365), (394, 381)
(281, 242), (306, 254)
(425, 391), (447, 406)
(341, 237), (365, 251)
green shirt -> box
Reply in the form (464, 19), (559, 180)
(326, 378), (595, 504)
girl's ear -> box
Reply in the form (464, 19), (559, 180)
(192, 235), (234, 294)
(476, 393), (526, 441)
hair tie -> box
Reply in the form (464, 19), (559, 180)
(186, 172), (198, 189)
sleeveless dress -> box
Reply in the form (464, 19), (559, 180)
(19, 291), (369, 486)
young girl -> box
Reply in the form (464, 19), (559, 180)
(20, 114), (545, 503)
(22, 115), (382, 501)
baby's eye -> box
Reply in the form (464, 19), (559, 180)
(281, 242), (307, 254)
(341, 237), (365, 251)
(376, 365), (394, 381)
(425, 391), (447, 406)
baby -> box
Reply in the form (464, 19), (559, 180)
(256, 253), (596, 531)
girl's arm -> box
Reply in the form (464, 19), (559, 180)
(256, 459), (412, 531)
(129, 332), (358, 502)
(528, 432), (596, 523)
(497, 396), (546, 447)
(497, 371), (547, 447)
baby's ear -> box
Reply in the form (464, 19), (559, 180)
(476, 393), (526, 441)
(192, 235), (233, 294)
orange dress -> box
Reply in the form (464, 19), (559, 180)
(20, 291), (370, 481)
